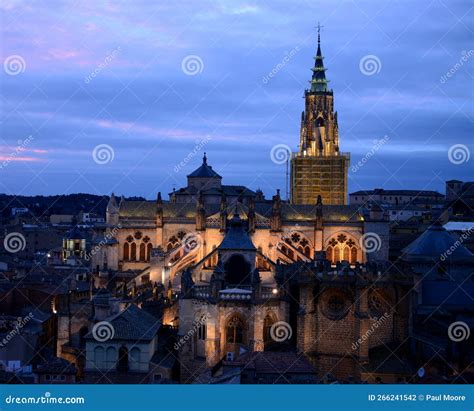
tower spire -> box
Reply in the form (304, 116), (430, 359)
(310, 23), (329, 93)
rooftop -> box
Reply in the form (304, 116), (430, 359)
(350, 189), (444, 197)
(224, 351), (316, 375)
(187, 153), (221, 179)
(85, 304), (161, 342)
(402, 223), (474, 263)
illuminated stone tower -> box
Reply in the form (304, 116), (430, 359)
(290, 28), (349, 205)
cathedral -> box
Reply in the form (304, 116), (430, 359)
(85, 32), (413, 383)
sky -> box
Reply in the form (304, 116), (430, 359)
(0, 0), (473, 200)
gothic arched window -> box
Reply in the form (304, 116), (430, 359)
(304, 246), (311, 257)
(326, 246), (333, 262)
(130, 243), (137, 261)
(146, 243), (152, 262)
(139, 243), (146, 261)
(343, 246), (350, 262)
(211, 246), (217, 267)
(123, 243), (129, 261)
(226, 316), (244, 344)
(326, 235), (360, 264)
(351, 247), (357, 264)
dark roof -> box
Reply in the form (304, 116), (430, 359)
(460, 182), (474, 198)
(64, 226), (87, 240)
(219, 214), (256, 251)
(280, 204), (364, 222)
(226, 351), (315, 374)
(120, 201), (203, 219)
(173, 185), (255, 198)
(36, 357), (76, 375)
(363, 344), (414, 375)
(187, 154), (221, 178)
(83, 371), (154, 384)
(350, 189), (444, 197)
(85, 304), (160, 342)
(119, 200), (363, 223)
(402, 223), (474, 263)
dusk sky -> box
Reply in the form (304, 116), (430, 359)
(1, 0), (472, 200)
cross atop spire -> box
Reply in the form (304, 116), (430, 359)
(309, 24), (329, 93)
(316, 22), (324, 45)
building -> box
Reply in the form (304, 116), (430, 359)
(79, 212), (105, 224)
(290, 29), (349, 205)
(401, 223), (474, 382)
(84, 303), (162, 382)
(62, 227), (88, 263)
(11, 207), (29, 216)
(35, 358), (76, 384)
(350, 189), (444, 207)
(445, 180), (474, 220)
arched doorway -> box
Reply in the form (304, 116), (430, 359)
(117, 345), (129, 372)
(224, 254), (251, 285)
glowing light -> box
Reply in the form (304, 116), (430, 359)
(272, 288), (278, 295)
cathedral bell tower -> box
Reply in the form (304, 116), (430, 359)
(290, 26), (349, 205)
